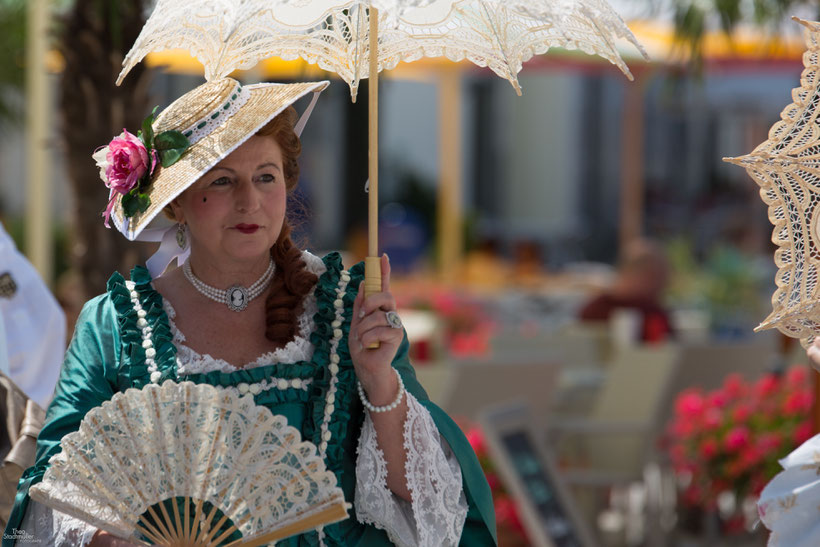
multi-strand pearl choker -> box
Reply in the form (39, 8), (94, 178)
(183, 258), (275, 312)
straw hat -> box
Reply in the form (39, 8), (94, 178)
(105, 78), (329, 241)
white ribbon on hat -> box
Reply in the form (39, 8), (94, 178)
(141, 89), (325, 279)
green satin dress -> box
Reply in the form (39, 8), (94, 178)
(3, 253), (496, 546)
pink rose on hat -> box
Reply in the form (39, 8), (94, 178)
(95, 130), (151, 193)
(93, 130), (157, 228)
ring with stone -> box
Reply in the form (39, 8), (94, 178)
(385, 310), (403, 329)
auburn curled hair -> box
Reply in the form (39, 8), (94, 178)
(258, 107), (319, 345)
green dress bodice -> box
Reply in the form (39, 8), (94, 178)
(3, 253), (496, 546)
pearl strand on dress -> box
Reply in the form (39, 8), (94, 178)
(183, 258), (275, 305)
(318, 269), (351, 457)
(126, 281), (162, 384)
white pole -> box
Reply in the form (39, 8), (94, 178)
(25, 0), (53, 284)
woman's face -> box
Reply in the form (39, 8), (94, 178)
(171, 135), (287, 264)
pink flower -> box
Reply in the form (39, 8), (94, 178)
(675, 390), (705, 419)
(786, 365), (809, 387)
(783, 390), (813, 416)
(794, 420), (813, 444)
(757, 432), (782, 452)
(703, 408), (723, 430)
(706, 391), (727, 409)
(104, 130), (150, 193)
(466, 427), (486, 455)
(732, 403), (752, 422)
(723, 373), (745, 398)
(725, 426), (750, 452)
(699, 438), (718, 459)
(94, 130), (154, 228)
(755, 374), (779, 397)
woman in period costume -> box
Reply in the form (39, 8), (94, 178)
(3, 79), (495, 546)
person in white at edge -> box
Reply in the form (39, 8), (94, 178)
(0, 222), (65, 409)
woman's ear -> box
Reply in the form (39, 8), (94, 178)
(169, 198), (184, 224)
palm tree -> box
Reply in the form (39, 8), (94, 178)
(56, 0), (154, 300)
(670, 0), (820, 68)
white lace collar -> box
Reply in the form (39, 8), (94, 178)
(162, 251), (327, 375)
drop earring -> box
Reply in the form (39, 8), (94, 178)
(176, 223), (188, 249)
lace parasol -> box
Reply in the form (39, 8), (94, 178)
(725, 18), (820, 346)
(116, 0), (647, 326)
(117, 0), (647, 99)
(29, 381), (349, 546)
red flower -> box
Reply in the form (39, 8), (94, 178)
(699, 438), (718, 459)
(725, 426), (751, 452)
(794, 420), (814, 444)
(723, 373), (745, 398)
(731, 403), (751, 423)
(703, 408), (723, 430)
(755, 374), (779, 397)
(786, 365), (809, 387)
(783, 390), (813, 416)
(676, 390), (705, 418)
(756, 432), (782, 452)
(466, 427), (486, 456)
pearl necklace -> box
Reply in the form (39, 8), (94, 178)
(183, 258), (275, 312)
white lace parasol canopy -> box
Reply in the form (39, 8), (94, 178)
(117, 0), (648, 99)
(725, 18), (820, 346)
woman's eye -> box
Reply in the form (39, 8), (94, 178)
(258, 174), (275, 183)
(211, 176), (231, 186)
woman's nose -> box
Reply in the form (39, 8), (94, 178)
(234, 179), (260, 212)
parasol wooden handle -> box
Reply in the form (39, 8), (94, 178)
(365, 6), (380, 350)
(364, 257), (381, 349)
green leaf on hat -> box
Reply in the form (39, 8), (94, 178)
(137, 193), (151, 213)
(154, 130), (190, 168)
(139, 106), (159, 149)
(122, 192), (140, 217)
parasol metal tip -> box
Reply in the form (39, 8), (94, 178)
(793, 16), (815, 30)
(722, 155), (746, 166)
(510, 78), (522, 96)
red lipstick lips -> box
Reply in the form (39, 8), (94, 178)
(234, 224), (259, 234)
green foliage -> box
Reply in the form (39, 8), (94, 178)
(664, 237), (770, 334)
(673, 0), (820, 70)
(154, 130), (190, 168)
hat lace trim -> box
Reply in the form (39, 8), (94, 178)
(181, 82), (251, 146)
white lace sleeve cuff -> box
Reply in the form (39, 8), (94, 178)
(354, 391), (468, 547)
(20, 499), (98, 546)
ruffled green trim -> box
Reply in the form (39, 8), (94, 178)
(106, 267), (177, 389)
(303, 254), (367, 545)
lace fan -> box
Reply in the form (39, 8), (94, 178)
(724, 18), (820, 345)
(29, 381), (349, 546)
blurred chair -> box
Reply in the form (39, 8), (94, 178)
(549, 344), (680, 483)
(656, 339), (779, 430)
(438, 358), (561, 430)
(547, 344), (680, 546)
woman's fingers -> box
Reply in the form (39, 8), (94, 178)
(359, 325), (402, 347)
(357, 309), (397, 333)
(359, 292), (396, 316)
(381, 253), (391, 293)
